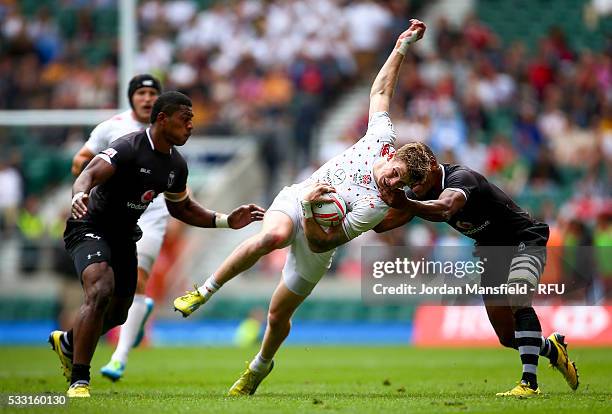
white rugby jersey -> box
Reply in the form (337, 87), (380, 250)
(86, 110), (169, 218)
(303, 111), (397, 240)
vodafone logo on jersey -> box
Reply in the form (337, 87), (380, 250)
(413, 305), (612, 346)
(141, 190), (156, 203)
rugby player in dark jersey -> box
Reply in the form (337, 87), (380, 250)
(48, 91), (265, 398)
(374, 142), (578, 397)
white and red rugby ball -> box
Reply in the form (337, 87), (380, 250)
(312, 193), (347, 227)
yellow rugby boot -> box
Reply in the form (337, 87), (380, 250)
(496, 381), (541, 397)
(67, 382), (90, 398)
(173, 285), (207, 318)
(228, 361), (274, 396)
(48, 330), (72, 382)
(548, 332), (579, 390)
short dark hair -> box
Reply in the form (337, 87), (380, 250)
(150, 91), (192, 124)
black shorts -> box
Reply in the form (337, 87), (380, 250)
(476, 223), (549, 304)
(64, 219), (139, 297)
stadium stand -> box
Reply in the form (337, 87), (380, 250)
(0, 0), (610, 329)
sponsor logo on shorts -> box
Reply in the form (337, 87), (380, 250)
(84, 233), (101, 240)
(87, 251), (102, 260)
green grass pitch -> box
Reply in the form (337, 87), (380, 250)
(0, 345), (610, 413)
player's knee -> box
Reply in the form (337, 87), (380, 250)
(257, 231), (289, 254)
(267, 309), (291, 331)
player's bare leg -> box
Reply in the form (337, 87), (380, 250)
(484, 302), (517, 349)
(174, 211), (293, 317)
(228, 280), (306, 396)
(68, 262), (115, 397)
(102, 267), (153, 381)
(214, 211), (294, 285)
(259, 280), (306, 359)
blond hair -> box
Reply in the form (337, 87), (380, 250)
(395, 142), (437, 186)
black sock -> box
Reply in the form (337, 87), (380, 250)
(514, 307), (541, 390)
(71, 364), (90, 385)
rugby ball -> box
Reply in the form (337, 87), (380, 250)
(312, 193), (347, 227)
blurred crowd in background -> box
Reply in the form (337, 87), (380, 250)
(0, 0), (610, 294)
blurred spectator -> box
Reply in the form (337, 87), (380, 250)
(457, 134), (488, 173)
(428, 98), (467, 158)
(345, 0), (392, 74)
(0, 158), (23, 237)
(16, 196), (44, 275)
(563, 219), (599, 302)
(593, 211), (612, 298)
(528, 150), (562, 188)
(513, 103), (544, 165)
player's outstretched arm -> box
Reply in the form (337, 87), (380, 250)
(165, 194), (265, 229)
(301, 182), (350, 253)
(71, 145), (96, 177)
(71, 156), (116, 219)
(368, 19), (426, 119)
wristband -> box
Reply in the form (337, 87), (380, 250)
(397, 32), (418, 55)
(215, 213), (230, 228)
(72, 191), (85, 205)
(301, 200), (313, 219)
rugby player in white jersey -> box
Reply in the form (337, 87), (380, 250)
(173, 19), (428, 395)
(71, 74), (164, 380)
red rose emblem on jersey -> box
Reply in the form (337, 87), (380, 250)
(141, 190), (156, 203)
(380, 143), (396, 161)
(362, 174), (371, 184)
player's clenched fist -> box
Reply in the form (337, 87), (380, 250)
(395, 19), (426, 55)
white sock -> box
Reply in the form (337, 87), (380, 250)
(249, 352), (272, 373)
(111, 294), (148, 365)
(197, 275), (221, 300)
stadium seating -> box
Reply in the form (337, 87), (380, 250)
(477, 0), (611, 51)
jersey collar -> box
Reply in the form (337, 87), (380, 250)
(145, 127), (172, 154)
(145, 127), (155, 150)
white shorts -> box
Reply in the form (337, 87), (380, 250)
(268, 185), (336, 297)
(136, 194), (170, 274)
